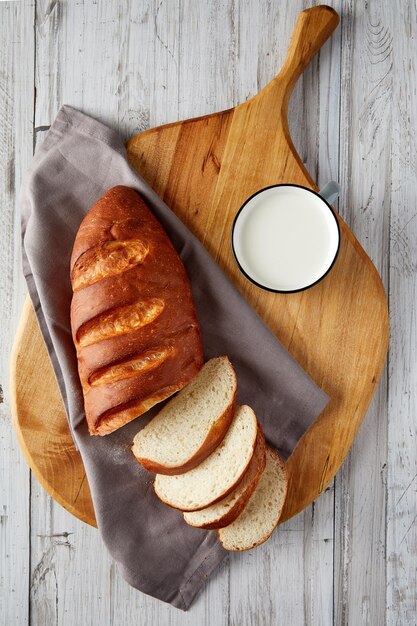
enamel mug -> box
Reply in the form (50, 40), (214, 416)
(231, 182), (341, 293)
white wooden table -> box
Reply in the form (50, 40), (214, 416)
(1, 1), (416, 624)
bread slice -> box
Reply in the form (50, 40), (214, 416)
(154, 405), (258, 511)
(132, 356), (237, 475)
(218, 447), (288, 551)
(183, 425), (266, 529)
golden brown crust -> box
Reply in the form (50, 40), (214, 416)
(184, 425), (266, 529)
(92, 384), (182, 435)
(70, 186), (203, 435)
(71, 240), (150, 291)
(132, 388), (237, 476)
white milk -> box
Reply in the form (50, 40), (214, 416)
(232, 186), (339, 291)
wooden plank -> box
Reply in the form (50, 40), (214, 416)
(30, 480), (113, 625)
(151, 0), (180, 126)
(0, 1), (34, 623)
(301, 3), (341, 622)
(334, 2), (390, 624)
(387, 2), (417, 623)
(178, 0), (235, 117)
(228, 2), (340, 624)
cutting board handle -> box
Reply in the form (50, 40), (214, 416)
(261, 5), (339, 109)
(282, 6), (339, 102)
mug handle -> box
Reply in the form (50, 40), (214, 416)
(319, 180), (340, 205)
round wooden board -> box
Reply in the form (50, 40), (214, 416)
(11, 6), (388, 527)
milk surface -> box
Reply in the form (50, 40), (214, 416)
(233, 186), (339, 291)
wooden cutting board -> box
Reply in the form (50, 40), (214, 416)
(10, 5), (388, 528)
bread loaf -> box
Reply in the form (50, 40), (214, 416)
(70, 186), (203, 435)
(132, 356), (237, 475)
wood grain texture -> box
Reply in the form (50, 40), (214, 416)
(2, 1), (416, 625)
(333, 3), (391, 624)
(387, 1), (417, 622)
(0, 1), (34, 624)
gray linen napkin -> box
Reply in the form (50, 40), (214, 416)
(20, 105), (329, 610)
